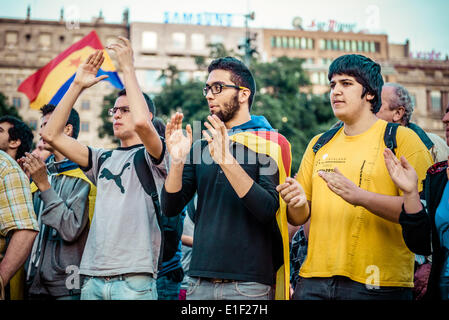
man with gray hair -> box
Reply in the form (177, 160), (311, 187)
(377, 82), (449, 162)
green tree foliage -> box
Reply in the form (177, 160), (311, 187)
(0, 92), (22, 119)
(98, 89), (120, 146)
(153, 80), (209, 134)
(251, 57), (335, 171)
(98, 46), (336, 174)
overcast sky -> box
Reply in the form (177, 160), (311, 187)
(3, 0), (448, 59)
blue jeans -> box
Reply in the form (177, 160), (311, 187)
(80, 273), (157, 300)
(186, 277), (273, 300)
(293, 276), (412, 300)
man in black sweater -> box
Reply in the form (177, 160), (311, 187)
(161, 57), (291, 300)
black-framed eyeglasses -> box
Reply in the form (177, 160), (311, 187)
(108, 106), (130, 116)
(202, 83), (249, 97)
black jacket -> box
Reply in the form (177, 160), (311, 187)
(399, 160), (448, 300)
(161, 138), (281, 285)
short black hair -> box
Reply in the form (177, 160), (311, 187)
(0, 115), (34, 160)
(40, 104), (80, 139)
(118, 89), (156, 117)
(207, 56), (256, 110)
(328, 54), (384, 113)
(152, 117), (166, 138)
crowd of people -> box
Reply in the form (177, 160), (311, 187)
(1, 36), (448, 300)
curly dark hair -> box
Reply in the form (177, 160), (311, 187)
(0, 115), (34, 160)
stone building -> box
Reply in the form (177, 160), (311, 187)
(0, 8), (129, 148)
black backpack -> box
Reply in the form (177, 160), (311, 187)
(312, 122), (400, 155)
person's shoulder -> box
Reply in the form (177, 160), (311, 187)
(0, 152), (22, 176)
(427, 160), (448, 175)
(396, 124), (427, 146)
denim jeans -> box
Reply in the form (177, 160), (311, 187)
(293, 276), (412, 300)
(80, 273), (157, 300)
(186, 277), (273, 300)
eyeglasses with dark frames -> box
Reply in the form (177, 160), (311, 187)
(203, 83), (249, 97)
(108, 106), (130, 116)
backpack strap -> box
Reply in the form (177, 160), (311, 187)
(133, 148), (165, 267)
(384, 122), (400, 155)
(133, 148), (162, 218)
(407, 123), (435, 150)
(313, 122), (400, 156)
(312, 122), (343, 154)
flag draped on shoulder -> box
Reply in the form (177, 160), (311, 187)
(30, 158), (97, 224)
(228, 115), (292, 300)
(18, 30), (123, 110)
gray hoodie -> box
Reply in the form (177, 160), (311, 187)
(25, 157), (92, 297)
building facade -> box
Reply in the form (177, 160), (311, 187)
(0, 9), (128, 148)
(263, 26), (449, 138)
(1, 10), (448, 146)
(130, 21), (264, 93)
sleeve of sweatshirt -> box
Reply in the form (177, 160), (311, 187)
(241, 154), (280, 225)
(398, 203), (432, 256)
(39, 177), (90, 243)
(161, 143), (198, 217)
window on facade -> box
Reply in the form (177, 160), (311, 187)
(410, 94), (416, 109)
(6, 31), (18, 45)
(375, 42), (381, 53)
(281, 37), (288, 48)
(12, 97), (21, 108)
(172, 33), (186, 50)
(270, 37), (276, 48)
(345, 40), (351, 51)
(310, 72), (319, 84)
(193, 71), (206, 81)
(28, 119), (38, 131)
(191, 33), (205, 51)
(307, 38), (314, 50)
(351, 40), (357, 52)
(275, 36), (282, 48)
(81, 121), (90, 132)
(39, 33), (51, 49)
(178, 71), (189, 84)
(430, 91), (441, 113)
(319, 39), (326, 50)
(81, 100), (90, 110)
(357, 41), (363, 52)
(300, 38), (307, 49)
(295, 37), (301, 49)
(145, 70), (163, 87)
(370, 42), (376, 53)
(339, 40), (345, 51)
(364, 41), (370, 52)
(210, 35), (224, 44)
(142, 32), (158, 50)
(319, 72), (327, 85)
(288, 37), (295, 49)
(332, 39), (338, 50)
(5, 75), (12, 85)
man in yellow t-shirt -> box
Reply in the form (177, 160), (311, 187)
(277, 54), (433, 300)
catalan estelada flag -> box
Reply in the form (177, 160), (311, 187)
(228, 115), (292, 300)
(18, 30), (123, 110)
